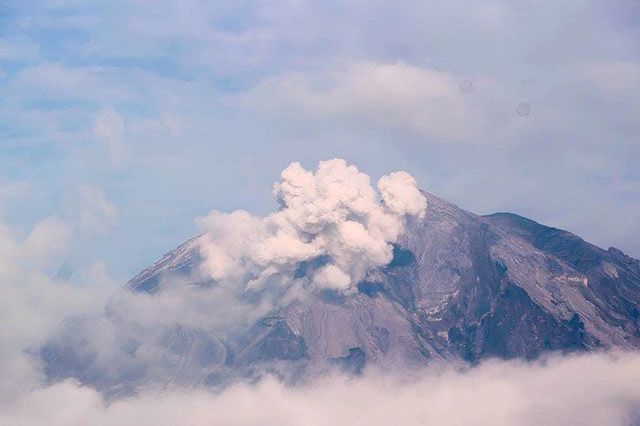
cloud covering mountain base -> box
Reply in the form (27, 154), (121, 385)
(3, 352), (640, 426)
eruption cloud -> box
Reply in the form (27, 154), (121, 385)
(197, 159), (426, 296)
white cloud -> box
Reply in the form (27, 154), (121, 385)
(313, 263), (351, 289)
(0, 217), (109, 400)
(94, 108), (127, 167)
(243, 61), (508, 143)
(378, 171), (427, 218)
(197, 158), (426, 294)
(1, 352), (639, 426)
(78, 185), (119, 235)
(21, 217), (71, 269)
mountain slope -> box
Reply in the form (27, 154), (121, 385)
(43, 192), (640, 394)
(126, 192), (640, 361)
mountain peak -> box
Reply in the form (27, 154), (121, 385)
(42, 191), (640, 395)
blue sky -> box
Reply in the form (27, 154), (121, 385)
(0, 0), (639, 282)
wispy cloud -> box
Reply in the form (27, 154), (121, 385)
(78, 185), (119, 235)
(93, 109), (127, 168)
(242, 61), (511, 143)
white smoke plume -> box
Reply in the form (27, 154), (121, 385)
(197, 158), (426, 296)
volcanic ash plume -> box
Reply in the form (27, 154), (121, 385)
(197, 158), (426, 298)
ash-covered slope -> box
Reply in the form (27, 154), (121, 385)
(127, 192), (640, 363)
(43, 192), (640, 395)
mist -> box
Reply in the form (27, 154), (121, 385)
(2, 352), (640, 426)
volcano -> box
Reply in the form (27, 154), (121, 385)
(42, 190), (640, 395)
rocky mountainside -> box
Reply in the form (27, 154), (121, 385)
(43, 192), (640, 394)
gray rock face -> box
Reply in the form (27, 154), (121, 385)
(42, 192), (640, 394)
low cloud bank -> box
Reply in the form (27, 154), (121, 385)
(2, 352), (640, 426)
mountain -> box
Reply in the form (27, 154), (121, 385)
(42, 192), (640, 394)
